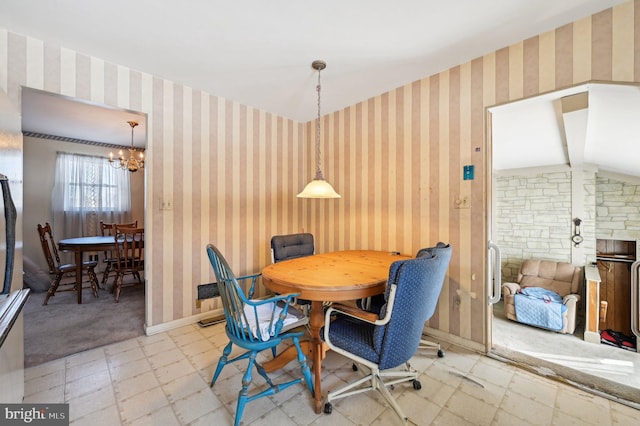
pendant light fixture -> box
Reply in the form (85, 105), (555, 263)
(297, 60), (341, 199)
(108, 121), (144, 172)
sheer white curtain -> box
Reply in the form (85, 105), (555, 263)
(52, 152), (132, 240)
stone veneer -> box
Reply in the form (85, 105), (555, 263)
(495, 170), (598, 283)
(596, 177), (640, 244)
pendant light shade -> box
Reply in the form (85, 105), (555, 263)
(297, 174), (341, 198)
(297, 60), (341, 199)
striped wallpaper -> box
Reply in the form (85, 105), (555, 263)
(1, 1), (638, 348)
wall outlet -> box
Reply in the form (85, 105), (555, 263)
(160, 199), (172, 210)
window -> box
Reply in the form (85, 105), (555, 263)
(52, 152), (131, 238)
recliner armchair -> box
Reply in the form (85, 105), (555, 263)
(502, 259), (582, 334)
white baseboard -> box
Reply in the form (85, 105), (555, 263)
(144, 308), (225, 336)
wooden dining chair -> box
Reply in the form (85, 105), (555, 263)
(99, 220), (137, 288)
(112, 226), (144, 302)
(37, 222), (99, 305)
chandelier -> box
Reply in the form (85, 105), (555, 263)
(297, 60), (341, 199)
(109, 121), (144, 172)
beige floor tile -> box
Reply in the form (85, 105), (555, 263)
(24, 370), (66, 396)
(469, 357), (515, 388)
(66, 357), (109, 382)
(128, 405), (180, 426)
(147, 347), (186, 369)
(554, 387), (613, 426)
(22, 384), (65, 404)
(507, 370), (558, 407)
(64, 347), (106, 368)
(187, 407), (234, 426)
(119, 386), (170, 423)
(499, 391), (553, 425)
(395, 391), (441, 426)
(154, 358), (196, 385)
(247, 406), (298, 426)
(171, 329), (205, 347)
(161, 371), (209, 403)
(331, 392), (386, 425)
(172, 388), (224, 424)
(71, 404), (121, 426)
(114, 369), (160, 401)
(67, 386), (116, 422)
(178, 338), (215, 358)
(24, 358), (66, 382)
(444, 390), (498, 425)
(107, 346), (147, 367)
(430, 408), (475, 426)
(108, 356), (152, 382)
(65, 369), (112, 400)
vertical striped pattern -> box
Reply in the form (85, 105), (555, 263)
(304, 0), (640, 345)
(1, 1), (638, 343)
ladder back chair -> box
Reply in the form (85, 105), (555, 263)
(99, 220), (138, 288)
(37, 222), (99, 305)
(112, 226), (144, 302)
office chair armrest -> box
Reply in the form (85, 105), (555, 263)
(502, 282), (520, 296)
(329, 303), (380, 322)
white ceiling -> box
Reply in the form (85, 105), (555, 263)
(491, 83), (640, 178)
(2, 0), (635, 171)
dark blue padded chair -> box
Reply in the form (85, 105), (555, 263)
(206, 244), (313, 426)
(270, 233), (315, 263)
(270, 233), (315, 313)
(323, 250), (450, 423)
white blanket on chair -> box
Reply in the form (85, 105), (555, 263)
(243, 301), (299, 341)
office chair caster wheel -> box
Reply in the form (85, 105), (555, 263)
(437, 349), (445, 358)
(352, 363), (358, 371)
(413, 380), (422, 390)
(324, 403), (332, 414)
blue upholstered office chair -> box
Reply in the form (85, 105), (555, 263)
(323, 251), (450, 424)
(360, 242), (452, 358)
(206, 244), (314, 426)
(416, 242), (452, 357)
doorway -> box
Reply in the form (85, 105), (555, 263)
(21, 88), (147, 366)
(486, 82), (640, 407)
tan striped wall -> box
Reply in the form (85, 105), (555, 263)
(302, 0), (639, 346)
(1, 1), (638, 346)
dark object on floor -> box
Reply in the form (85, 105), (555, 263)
(197, 314), (225, 327)
(600, 329), (637, 351)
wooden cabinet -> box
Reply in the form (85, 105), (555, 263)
(596, 239), (636, 336)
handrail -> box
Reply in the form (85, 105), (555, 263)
(631, 260), (640, 347)
(487, 241), (502, 304)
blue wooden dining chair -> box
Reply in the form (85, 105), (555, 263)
(322, 251), (450, 424)
(206, 244), (314, 426)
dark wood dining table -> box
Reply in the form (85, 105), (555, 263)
(261, 250), (411, 414)
(57, 235), (137, 304)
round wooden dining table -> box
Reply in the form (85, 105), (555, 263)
(261, 250), (411, 414)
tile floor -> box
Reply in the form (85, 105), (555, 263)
(23, 322), (639, 425)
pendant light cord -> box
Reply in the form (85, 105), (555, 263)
(315, 67), (324, 180)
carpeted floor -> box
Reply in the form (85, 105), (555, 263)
(23, 277), (145, 367)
